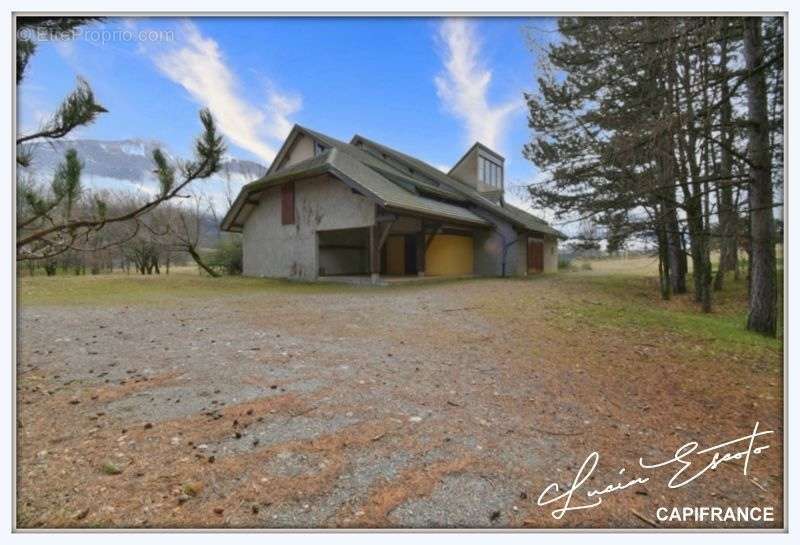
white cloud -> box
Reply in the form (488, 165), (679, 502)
(266, 90), (302, 142)
(152, 22), (300, 163)
(434, 18), (519, 151)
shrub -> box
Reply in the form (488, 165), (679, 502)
(43, 260), (58, 276)
(558, 256), (573, 270)
(207, 235), (242, 275)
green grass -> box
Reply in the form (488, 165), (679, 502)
(17, 271), (357, 307)
(556, 271), (783, 360)
(16, 270), (489, 307)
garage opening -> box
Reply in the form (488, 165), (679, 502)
(317, 228), (369, 276)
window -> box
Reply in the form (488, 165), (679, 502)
(313, 140), (328, 156)
(478, 156), (503, 188)
(281, 182), (295, 225)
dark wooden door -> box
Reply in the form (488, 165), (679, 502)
(528, 237), (544, 273)
(404, 235), (417, 275)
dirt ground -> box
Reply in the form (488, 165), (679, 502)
(15, 274), (784, 529)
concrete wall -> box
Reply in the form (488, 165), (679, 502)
(470, 203), (560, 277)
(449, 149), (479, 190)
(277, 134), (315, 171)
(471, 209), (526, 277)
(242, 174), (375, 280)
(543, 235), (559, 273)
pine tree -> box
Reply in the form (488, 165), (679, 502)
(524, 16), (782, 330)
(743, 17), (778, 336)
(16, 18), (226, 262)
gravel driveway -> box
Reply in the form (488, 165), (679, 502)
(16, 276), (783, 529)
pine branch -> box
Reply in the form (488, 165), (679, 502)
(17, 110), (225, 258)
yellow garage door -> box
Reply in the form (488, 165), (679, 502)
(425, 234), (473, 276)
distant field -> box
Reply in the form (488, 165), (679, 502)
(572, 244), (784, 276)
(571, 255), (660, 275)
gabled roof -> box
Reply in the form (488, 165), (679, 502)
(350, 134), (565, 238)
(220, 130), (490, 232)
(221, 124), (564, 238)
(301, 126), (464, 201)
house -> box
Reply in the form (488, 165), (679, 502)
(221, 125), (564, 283)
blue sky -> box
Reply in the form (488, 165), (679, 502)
(18, 16), (556, 213)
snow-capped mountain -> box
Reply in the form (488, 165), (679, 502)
(20, 138), (267, 187)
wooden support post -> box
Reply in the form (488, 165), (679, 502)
(369, 224), (380, 284)
(368, 221), (393, 284)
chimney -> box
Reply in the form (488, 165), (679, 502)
(448, 143), (505, 203)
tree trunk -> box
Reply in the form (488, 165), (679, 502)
(656, 213), (671, 300)
(672, 44), (711, 312)
(188, 246), (220, 278)
(714, 35), (739, 291)
(666, 200), (687, 294)
(653, 63), (686, 297)
(687, 241), (710, 315)
(743, 17), (778, 336)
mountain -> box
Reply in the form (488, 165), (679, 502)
(20, 138), (267, 186)
(19, 138), (267, 243)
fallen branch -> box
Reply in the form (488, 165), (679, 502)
(750, 477), (767, 492)
(631, 508), (659, 528)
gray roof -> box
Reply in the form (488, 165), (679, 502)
(221, 125), (563, 238)
(300, 126), (464, 201)
(496, 203), (564, 238)
(350, 134), (565, 238)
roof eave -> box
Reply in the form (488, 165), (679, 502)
(522, 224), (567, 239)
(382, 205), (491, 228)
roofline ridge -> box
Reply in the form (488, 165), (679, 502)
(279, 128), (560, 237)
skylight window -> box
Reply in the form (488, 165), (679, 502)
(478, 156), (503, 188)
(313, 140), (328, 156)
